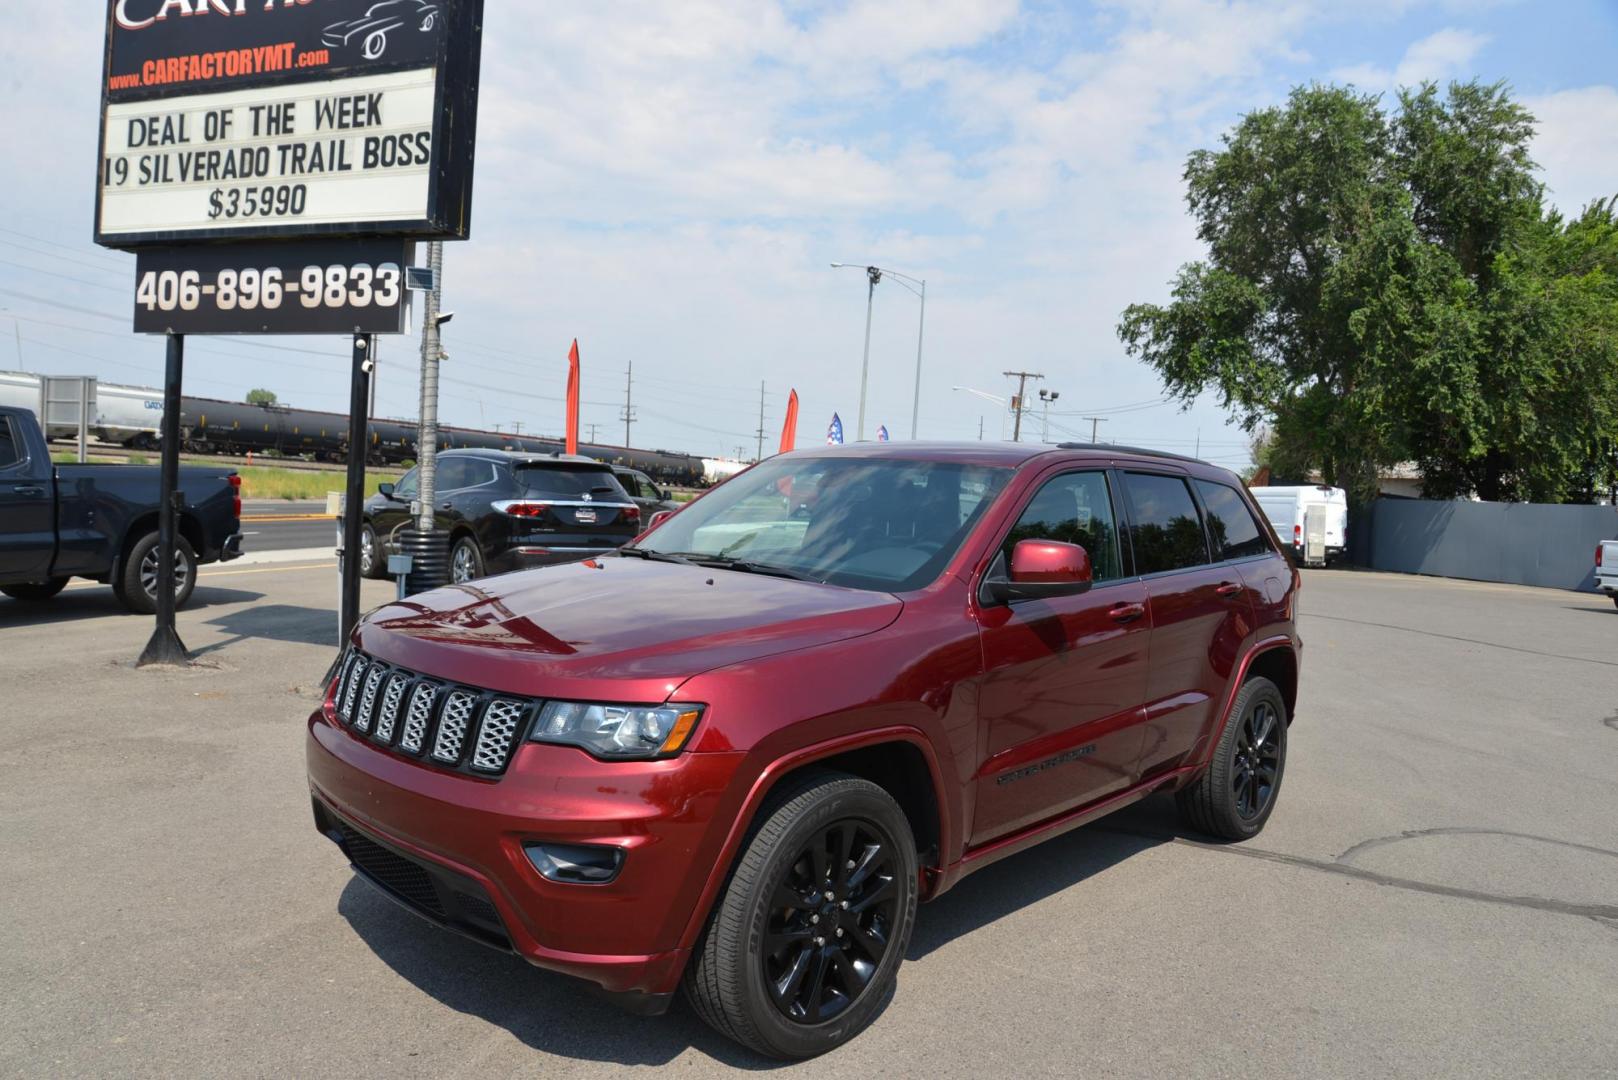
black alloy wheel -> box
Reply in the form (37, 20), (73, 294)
(684, 772), (918, 1059)
(764, 819), (899, 1024)
(1232, 700), (1281, 820)
(1174, 675), (1288, 840)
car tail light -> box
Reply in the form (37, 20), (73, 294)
(229, 473), (242, 519)
(622, 505), (641, 525)
(1599, 544), (1605, 567)
(1293, 524), (1301, 545)
(492, 500), (551, 518)
(648, 509), (675, 529)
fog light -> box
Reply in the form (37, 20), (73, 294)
(524, 842), (624, 884)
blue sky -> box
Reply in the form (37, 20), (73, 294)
(2, 1), (1616, 467)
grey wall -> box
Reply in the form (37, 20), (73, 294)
(1351, 499), (1618, 592)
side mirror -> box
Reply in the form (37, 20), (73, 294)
(377, 482), (396, 499)
(657, 488), (670, 501)
(986, 539), (1093, 604)
(647, 509), (675, 529)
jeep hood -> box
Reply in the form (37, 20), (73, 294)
(355, 555), (902, 701)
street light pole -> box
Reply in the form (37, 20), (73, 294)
(857, 266), (879, 442)
(833, 263), (926, 441)
(909, 279), (925, 439)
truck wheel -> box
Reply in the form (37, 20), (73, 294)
(1176, 676), (1288, 840)
(119, 533), (197, 615)
(359, 523), (387, 579)
(684, 772), (918, 1059)
(1, 578), (69, 602)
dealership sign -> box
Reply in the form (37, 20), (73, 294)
(96, 0), (484, 248)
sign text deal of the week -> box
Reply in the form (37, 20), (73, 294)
(102, 68), (436, 239)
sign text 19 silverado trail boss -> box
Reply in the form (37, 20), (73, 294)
(307, 441), (1302, 1058)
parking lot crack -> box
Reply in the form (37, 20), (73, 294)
(1096, 825), (1618, 929)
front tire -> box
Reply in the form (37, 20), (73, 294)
(118, 533), (197, 615)
(1176, 676), (1288, 840)
(684, 772), (918, 1059)
(1, 578), (69, 602)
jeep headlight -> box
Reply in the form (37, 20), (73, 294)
(530, 701), (704, 760)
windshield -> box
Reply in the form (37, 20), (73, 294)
(632, 455), (1011, 591)
(516, 464), (625, 499)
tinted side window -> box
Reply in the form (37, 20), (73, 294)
(436, 459), (468, 490)
(1002, 471), (1124, 582)
(1122, 472), (1209, 574)
(0, 418), (18, 470)
(1195, 480), (1269, 560)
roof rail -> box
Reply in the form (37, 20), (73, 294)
(1055, 442), (1205, 464)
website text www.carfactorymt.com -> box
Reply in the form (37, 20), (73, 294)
(108, 43), (330, 91)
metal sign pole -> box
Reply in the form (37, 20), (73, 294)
(339, 334), (372, 643)
(137, 333), (190, 667)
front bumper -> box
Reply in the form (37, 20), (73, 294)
(306, 709), (745, 996)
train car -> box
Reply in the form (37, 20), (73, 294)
(7, 368), (710, 481)
(701, 457), (749, 486)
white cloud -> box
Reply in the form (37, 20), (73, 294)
(1526, 85), (1618, 216)
(1331, 26), (1490, 90)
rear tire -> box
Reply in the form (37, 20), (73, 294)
(449, 535), (484, 584)
(118, 532), (197, 615)
(359, 523), (387, 579)
(684, 772), (917, 1059)
(1, 578), (69, 602)
(1176, 676), (1288, 841)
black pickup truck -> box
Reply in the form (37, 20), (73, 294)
(0, 405), (243, 613)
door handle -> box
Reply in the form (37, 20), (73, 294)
(1216, 581), (1245, 597)
(439, 501), (453, 510)
(12, 485), (44, 497)
(1108, 602), (1146, 623)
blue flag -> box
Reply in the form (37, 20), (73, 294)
(877, 425), (890, 442)
(827, 413), (844, 445)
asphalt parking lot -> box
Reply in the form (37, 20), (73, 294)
(2, 563), (1615, 1078)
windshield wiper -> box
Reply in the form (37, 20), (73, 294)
(681, 554), (820, 582)
(616, 547), (698, 565)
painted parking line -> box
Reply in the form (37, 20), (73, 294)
(63, 560), (338, 589)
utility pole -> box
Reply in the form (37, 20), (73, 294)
(978, 416), (984, 441)
(586, 423), (599, 443)
(621, 361), (636, 447)
(403, 238), (450, 594)
(754, 380), (766, 461)
(1083, 416), (1108, 444)
(1002, 370), (1044, 442)
(1195, 427), (1201, 458)
(512, 420), (523, 436)
(1038, 388), (1061, 442)
(367, 336), (379, 421)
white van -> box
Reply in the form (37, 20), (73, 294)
(1248, 485), (1348, 566)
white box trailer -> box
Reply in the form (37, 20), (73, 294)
(1249, 485), (1348, 566)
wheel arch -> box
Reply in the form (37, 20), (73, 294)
(114, 510), (203, 579)
(1192, 635), (1299, 772)
(675, 727), (951, 956)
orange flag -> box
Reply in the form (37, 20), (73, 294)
(779, 389), (799, 453)
(565, 339), (580, 455)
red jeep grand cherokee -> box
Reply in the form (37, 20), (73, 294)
(308, 442), (1300, 1058)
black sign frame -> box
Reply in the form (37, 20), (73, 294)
(94, 0), (484, 250)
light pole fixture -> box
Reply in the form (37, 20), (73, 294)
(952, 385), (1008, 439)
(831, 262), (927, 440)
(1038, 388), (1061, 442)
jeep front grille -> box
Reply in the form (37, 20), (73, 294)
(328, 649), (535, 777)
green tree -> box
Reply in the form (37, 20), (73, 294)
(246, 388), (278, 406)
(1118, 80), (1618, 504)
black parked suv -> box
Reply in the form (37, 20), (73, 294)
(612, 465), (681, 517)
(360, 450), (642, 584)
